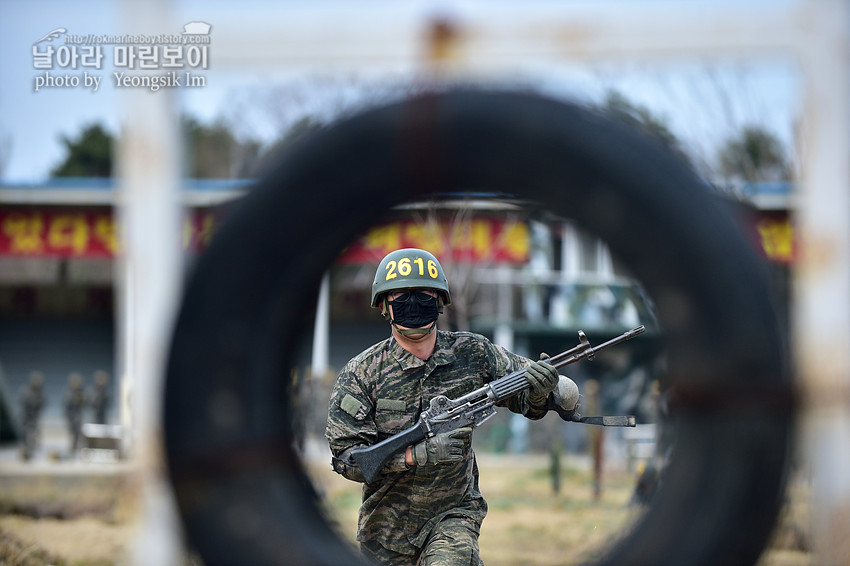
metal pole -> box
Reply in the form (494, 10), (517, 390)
(795, 2), (850, 564)
(117, 0), (185, 564)
(311, 271), (330, 378)
(207, 1), (808, 70)
(494, 265), (514, 350)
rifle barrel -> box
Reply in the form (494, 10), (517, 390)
(552, 325), (645, 370)
(489, 325), (645, 401)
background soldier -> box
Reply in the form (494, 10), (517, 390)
(20, 371), (46, 460)
(64, 372), (87, 456)
(90, 370), (110, 424)
(326, 248), (560, 566)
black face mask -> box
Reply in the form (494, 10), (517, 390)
(388, 291), (440, 328)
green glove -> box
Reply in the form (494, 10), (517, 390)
(412, 427), (473, 466)
(525, 353), (559, 403)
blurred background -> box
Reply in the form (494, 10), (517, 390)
(0, 1), (845, 565)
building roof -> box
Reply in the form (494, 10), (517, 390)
(0, 178), (253, 206)
(1, 178), (796, 213)
(733, 181), (795, 212)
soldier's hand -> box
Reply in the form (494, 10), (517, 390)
(525, 353), (559, 403)
(412, 427), (473, 466)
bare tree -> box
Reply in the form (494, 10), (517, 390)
(222, 74), (425, 147)
(597, 89), (682, 153)
(0, 132), (9, 178)
(0, 109), (10, 177)
(182, 115), (262, 178)
(718, 125), (790, 183)
(402, 199), (526, 333)
(580, 62), (798, 185)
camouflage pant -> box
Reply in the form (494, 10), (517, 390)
(361, 516), (483, 566)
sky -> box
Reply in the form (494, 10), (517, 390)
(0, 0), (802, 182)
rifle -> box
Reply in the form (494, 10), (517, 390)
(351, 325), (645, 483)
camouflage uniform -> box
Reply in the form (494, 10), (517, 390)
(64, 374), (87, 454)
(20, 373), (46, 459)
(326, 330), (548, 565)
(90, 371), (110, 424)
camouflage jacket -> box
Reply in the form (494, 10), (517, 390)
(325, 330), (549, 555)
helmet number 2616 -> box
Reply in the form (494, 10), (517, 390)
(385, 257), (439, 280)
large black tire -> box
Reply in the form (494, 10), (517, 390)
(164, 90), (793, 566)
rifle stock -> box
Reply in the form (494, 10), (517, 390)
(352, 421), (427, 483)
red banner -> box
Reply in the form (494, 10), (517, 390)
(0, 207), (528, 264)
(0, 207), (219, 257)
(337, 217), (530, 264)
(2, 205), (792, 266)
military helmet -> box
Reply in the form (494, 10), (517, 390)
(371, 248), (451, 308)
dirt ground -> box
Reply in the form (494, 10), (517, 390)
(313, 454), (815, 566)
(0, 453), (814, 566)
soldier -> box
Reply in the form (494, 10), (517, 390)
(326, 248), (560, 566)
(64, 373), (87, 455)
(90, 370), (110, 424)
(20, 371), (46, 460)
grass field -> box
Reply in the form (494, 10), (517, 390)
(0, 453), (814, 565)
(310, 454), (814, 566)
(312, 455), (640, 566)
